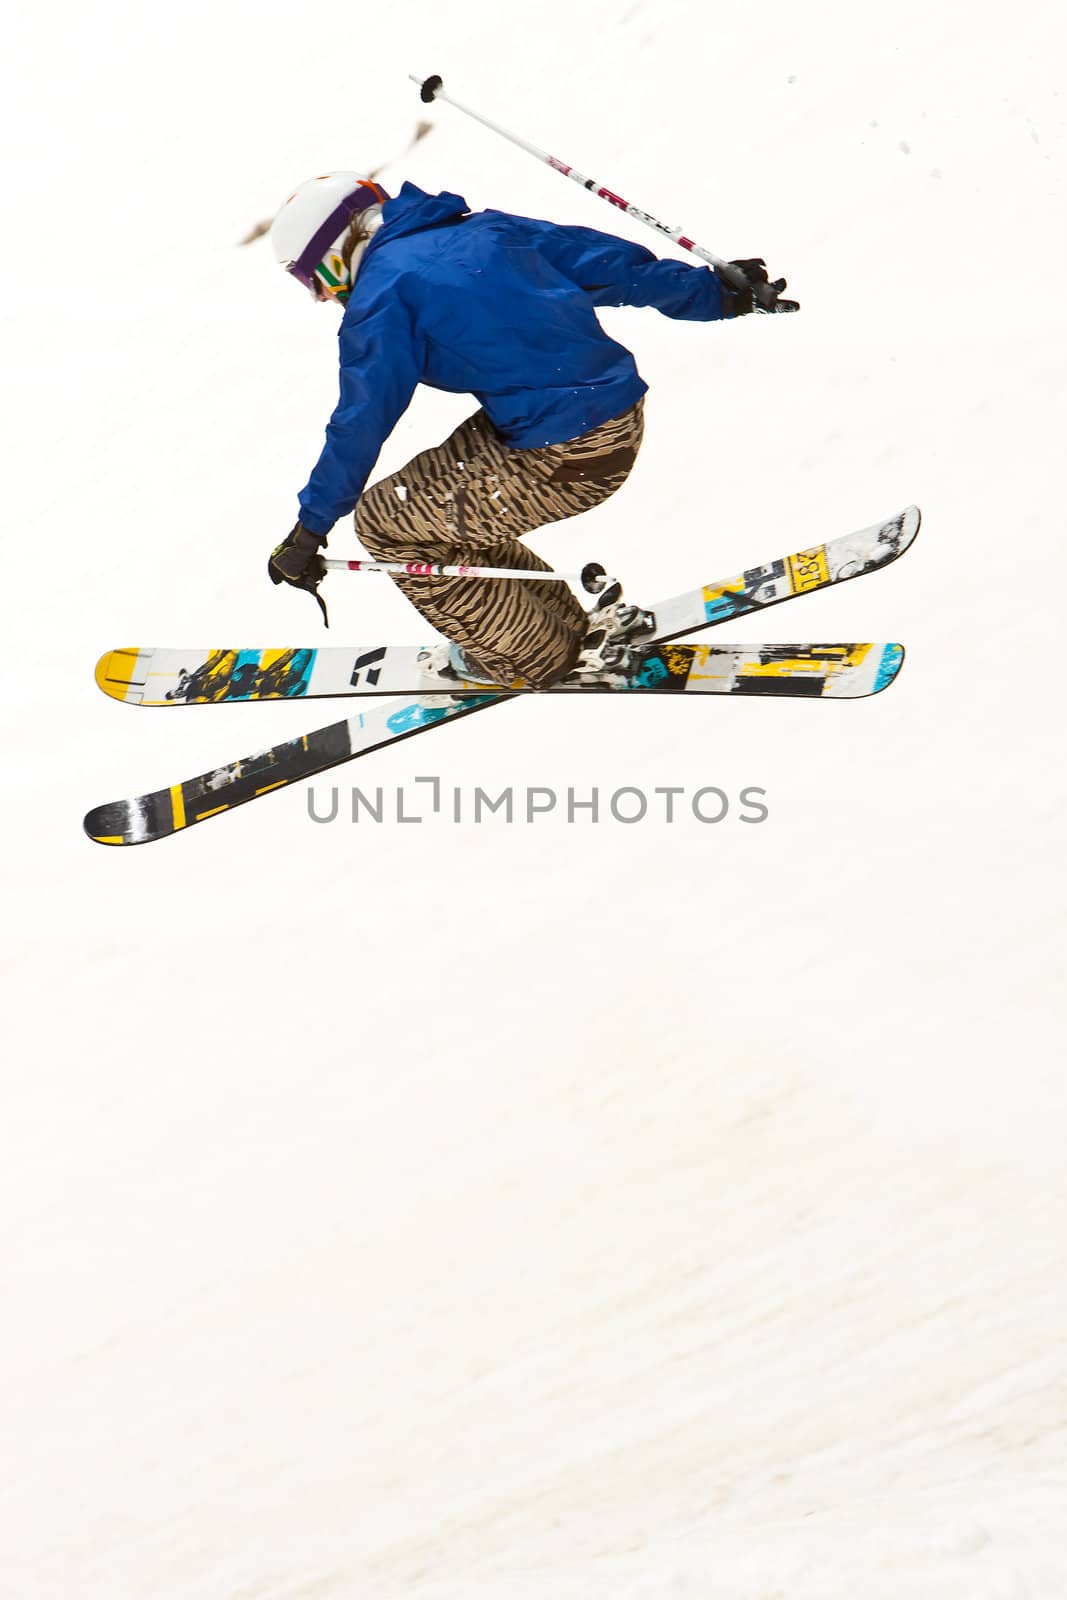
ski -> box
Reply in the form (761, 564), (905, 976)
(96, 640), (904, 702)
(85, 506), (919, 845)
(84, 693), (503, 847)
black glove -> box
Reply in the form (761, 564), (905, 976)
(268, 521), (330, 626)
(716, 258), (800, 316)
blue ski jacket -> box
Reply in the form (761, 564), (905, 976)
(297, 183), (728, 536)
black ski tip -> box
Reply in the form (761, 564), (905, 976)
(84, 792), (170, 846)
(84, 803), (134, 846)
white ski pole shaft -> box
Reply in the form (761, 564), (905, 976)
(409, 71), (749, 292)
(324, 555), (617, 594)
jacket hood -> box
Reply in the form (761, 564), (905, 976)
(377, 182), (470, 240)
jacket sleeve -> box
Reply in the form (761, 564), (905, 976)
(297, 291), (422, 537)
(528, 219), (727, 322)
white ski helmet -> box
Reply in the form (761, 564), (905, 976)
(270, 172), (390, 302)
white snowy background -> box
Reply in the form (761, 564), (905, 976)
(3, 0), (1066, 1594)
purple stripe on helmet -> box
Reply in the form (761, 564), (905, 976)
(290, 184), (389, 285)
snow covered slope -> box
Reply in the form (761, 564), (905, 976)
(3, 1), (1065, 1595)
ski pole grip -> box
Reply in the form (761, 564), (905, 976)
(714, 260), (786, 313)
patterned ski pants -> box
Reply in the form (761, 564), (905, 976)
(354, 397), (645, 688)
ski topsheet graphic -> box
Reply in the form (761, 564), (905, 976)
(95, 640), (904, 704)
(85, 507), (919, 845)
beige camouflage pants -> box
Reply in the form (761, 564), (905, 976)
(354, 397), (645, 687)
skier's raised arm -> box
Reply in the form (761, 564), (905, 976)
(522, 219), (797, 320)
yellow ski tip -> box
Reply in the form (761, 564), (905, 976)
(95, 648), (143, 702)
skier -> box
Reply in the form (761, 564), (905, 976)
(267, 172), (796, 687)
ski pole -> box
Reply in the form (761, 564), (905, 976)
(324, 555), (619, 598)
(239, 118), (433, 245)
(409, 72), (784, 310)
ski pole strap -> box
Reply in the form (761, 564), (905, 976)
(410, 72), (773, 306)
(324, 556), (616, 594)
